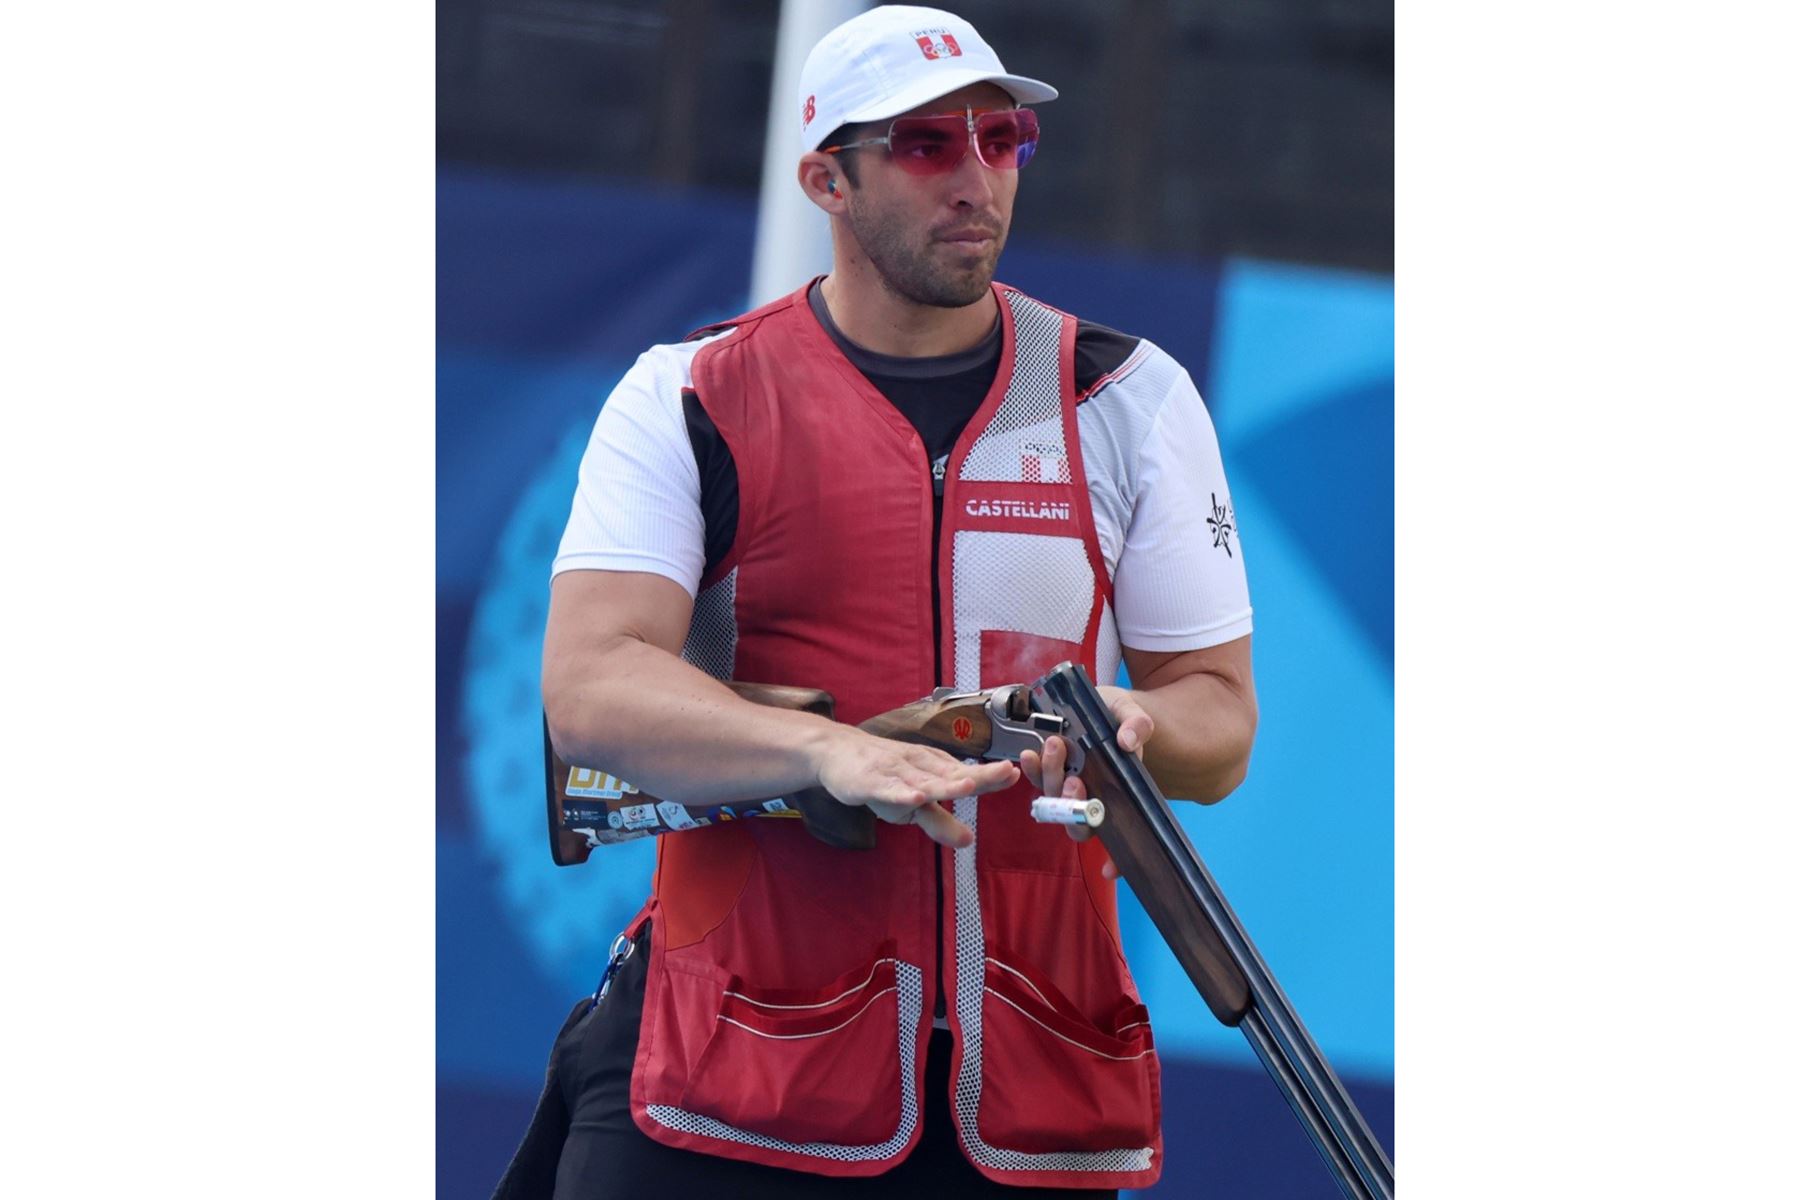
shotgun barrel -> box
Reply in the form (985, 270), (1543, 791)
(1031, 661), (1395, 1200)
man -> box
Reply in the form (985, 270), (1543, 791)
(503, 6), (1256, 1197)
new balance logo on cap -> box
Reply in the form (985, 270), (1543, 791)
(915, 31), (962, 60)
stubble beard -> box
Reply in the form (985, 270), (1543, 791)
(847, 202), (1005, 309)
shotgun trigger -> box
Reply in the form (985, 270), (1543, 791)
(984, 687), (1083, 771)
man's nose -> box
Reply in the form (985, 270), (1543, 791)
(945, 139), (998, 208)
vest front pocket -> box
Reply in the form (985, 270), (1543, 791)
(976, 947), (1159, 1154)
(676, 946), (907, 1146)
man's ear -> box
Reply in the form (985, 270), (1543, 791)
(797, 152), (847, 214)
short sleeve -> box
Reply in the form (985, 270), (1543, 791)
(552, 344), (707, 597)
(1110, 368), (1253, 651)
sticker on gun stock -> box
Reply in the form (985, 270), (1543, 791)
(616, 803), (661, 831)
(656, 801), (697, 831)
(566, 766), (640, 800)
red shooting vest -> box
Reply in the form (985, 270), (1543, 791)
(625, 281), (1162, 1189)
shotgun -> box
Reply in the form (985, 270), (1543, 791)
(543, 679), (1055, 862)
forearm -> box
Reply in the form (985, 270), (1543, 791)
(543, 634), (841, 805)
(1130, 671), (1258, 803)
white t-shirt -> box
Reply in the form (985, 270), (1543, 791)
(555, 327), (1252, 655)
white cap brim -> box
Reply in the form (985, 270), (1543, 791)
(843, 68), (1058, 125)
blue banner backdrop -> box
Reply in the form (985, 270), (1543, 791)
(437, 164), (1394, 1197)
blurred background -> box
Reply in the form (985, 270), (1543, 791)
(437, 1), (1392, 1195)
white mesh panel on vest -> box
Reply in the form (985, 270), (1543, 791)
(951, 531), (1092, 691)
(951, 796), (1155, 1174)
(679, 567), (737, 680)
(959, 291), (1066, 484)
(951, 291), (1096, 692)
(644, 961), (924, 1162)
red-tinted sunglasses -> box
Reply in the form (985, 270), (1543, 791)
(823, 107), (1040, 176)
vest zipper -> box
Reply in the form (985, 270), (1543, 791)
(930, 448), (948, 1022)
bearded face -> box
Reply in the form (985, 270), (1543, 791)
(843, 185), (1010, 308)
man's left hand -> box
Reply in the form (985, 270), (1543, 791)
(1018, 685), (1152, 880)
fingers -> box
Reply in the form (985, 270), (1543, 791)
(905, 759), (1018, 803)
(864, 795), (974, 848)
(836, 744), (1017, 803)
(817, 736), (1018, 849)
(908, 801), (975, 849)
(1117, 717), (1152, 755)
(1024, 735), (1070, 799)
(964, 759), (1023, 795)
(1098, 685), (1154, 755)
(1114, 702), (1153, 754)
(1060, 773), (1093, 842)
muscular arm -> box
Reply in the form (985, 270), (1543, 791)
(542, 569), (1015, 845)
(542, 570), (838, 802)
(1118, 634), (1258, 803)
(1071, 351), (1254, 805)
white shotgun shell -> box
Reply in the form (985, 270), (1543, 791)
(1030, 797), (1105, 827)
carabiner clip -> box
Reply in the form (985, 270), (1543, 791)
(587, 930), (637, 1014)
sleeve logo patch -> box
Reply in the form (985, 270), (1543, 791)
(1208, 493), (1237, 557)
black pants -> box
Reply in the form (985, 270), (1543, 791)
(493, 925), (1117, 1199)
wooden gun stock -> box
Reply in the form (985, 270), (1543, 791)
(856, 687), (1010, 754)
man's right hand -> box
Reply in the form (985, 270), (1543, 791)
(810, 727), (1019, 849)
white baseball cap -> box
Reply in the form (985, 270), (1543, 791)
(798, 5), (1058, 150)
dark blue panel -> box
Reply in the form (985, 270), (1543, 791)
(1140, 1057), (1394, 1197)
(1234, 377), (1395, 661)
(437, 597), (474, 834)
(437, 837), (575, 1081)
(437, 166), (758, 362)
(439, 1080), (538, 1200)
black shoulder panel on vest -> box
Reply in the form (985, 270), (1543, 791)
(681, 388), (740, 582)
(1074, 320), (1143, 398)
